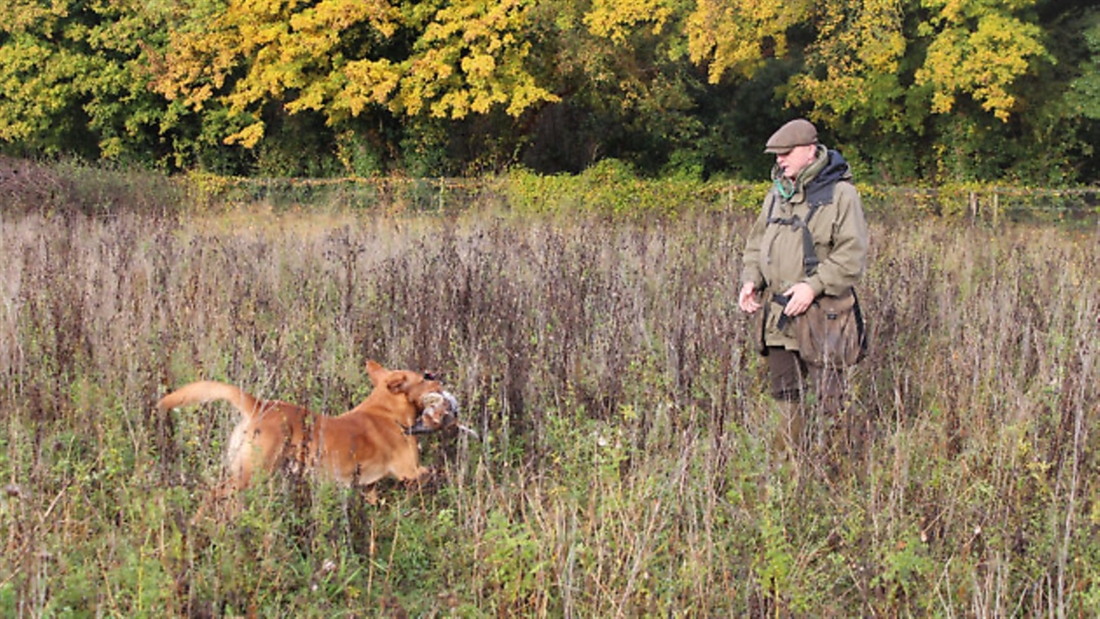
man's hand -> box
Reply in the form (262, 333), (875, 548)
(739, 282), (762, 313)
(781, 282), (815, 316)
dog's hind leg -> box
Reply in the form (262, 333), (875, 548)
(189, 478), (242, 526)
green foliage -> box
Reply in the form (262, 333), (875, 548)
(1068, 12), (1100, 120)
(505, 159), (726, 215)
(1055, 7), (1100, 181)
(399, 116), (455, 177)
(0, 0), (175, 163)
(872, 530), (934, 607)
(3, 0), (1099, 182)
(480, 510), (543, 609)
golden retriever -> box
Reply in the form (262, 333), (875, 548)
(157, 359), (458, 518)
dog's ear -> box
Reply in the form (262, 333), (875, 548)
(366, 360), (384, 383)
(385, 374), (410, 394)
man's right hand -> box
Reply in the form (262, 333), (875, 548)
(739, 282), (762, 313)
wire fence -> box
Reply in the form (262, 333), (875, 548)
(214, 175), (1100, 227)
(2, 155), (1098, 226)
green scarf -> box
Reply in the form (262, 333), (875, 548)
(771, 145), (828, 202)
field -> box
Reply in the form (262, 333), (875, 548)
(2, 169), (1099, 617)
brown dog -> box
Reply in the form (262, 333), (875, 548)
(157, 359), (458, 517)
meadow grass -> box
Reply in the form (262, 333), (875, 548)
(1, 168), (1099, 616)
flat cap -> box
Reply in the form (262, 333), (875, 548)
(764, 119), (818, 154)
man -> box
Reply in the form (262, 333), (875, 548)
(738, 118), (869, 460)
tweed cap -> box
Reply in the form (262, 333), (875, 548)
(764, 119), (818, 154)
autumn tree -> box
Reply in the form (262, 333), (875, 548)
(914, 0), (1047, 122)
(777, 0), (1054, 181)
(0, 0), (173, 162)
(0, 0), (1096, 182)
(686, 0), (814, 82)
(151, 0), (560, 173)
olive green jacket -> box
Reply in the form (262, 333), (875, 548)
(740, 145), (869, 350)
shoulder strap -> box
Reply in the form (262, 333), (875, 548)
(767, 195), (826, 277)
(799, 200), (826, 275)
(767, 154), (845, 277)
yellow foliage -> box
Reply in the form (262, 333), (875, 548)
(151, 0), (556, 143)
(584, 0), (675, 45)
(394, 0), (557, 119)
(225, 120), (265, 148)
(915, 1), (1046, 122)
(789, 0), (908, 128)
(338, 59), (401, 117)
(686, 0), (812, 83)
(154, 0), (404, 135)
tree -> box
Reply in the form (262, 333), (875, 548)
(517, 0), (710, 175)
(686, 0), (814, 82)
(789, 0), (911, 132)
(155, 0), (556, 149)
(1, 0), (1094, 182)
(914, 0), (1047, 122)
(154, 0), (406, 150)
(0, 0), (173, 162)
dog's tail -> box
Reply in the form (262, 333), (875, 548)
(156, 381), (262, 420)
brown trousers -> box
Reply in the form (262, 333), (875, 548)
(766, 347), (864, 465)
(766, 347), (844, 412)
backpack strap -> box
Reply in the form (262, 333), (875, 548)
(766, 192), (827, 277)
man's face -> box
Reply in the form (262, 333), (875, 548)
(775, 144), (817, 180)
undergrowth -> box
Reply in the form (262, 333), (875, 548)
(1, 167), (1099, 616)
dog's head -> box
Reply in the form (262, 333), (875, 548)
(366, 360), (459, 434)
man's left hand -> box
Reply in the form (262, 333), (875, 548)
(781, 282), (816, 316)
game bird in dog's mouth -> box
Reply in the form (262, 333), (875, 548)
(157, 359), (458, 517)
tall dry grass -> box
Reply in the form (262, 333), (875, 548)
(1, 173), (1099, 616)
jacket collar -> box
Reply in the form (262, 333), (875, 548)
(771, 145), (828, 203)
(771, 145), (852, 206)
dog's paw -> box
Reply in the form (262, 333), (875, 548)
(404, 467), (447, 493)
(362, 487), (381, 506)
